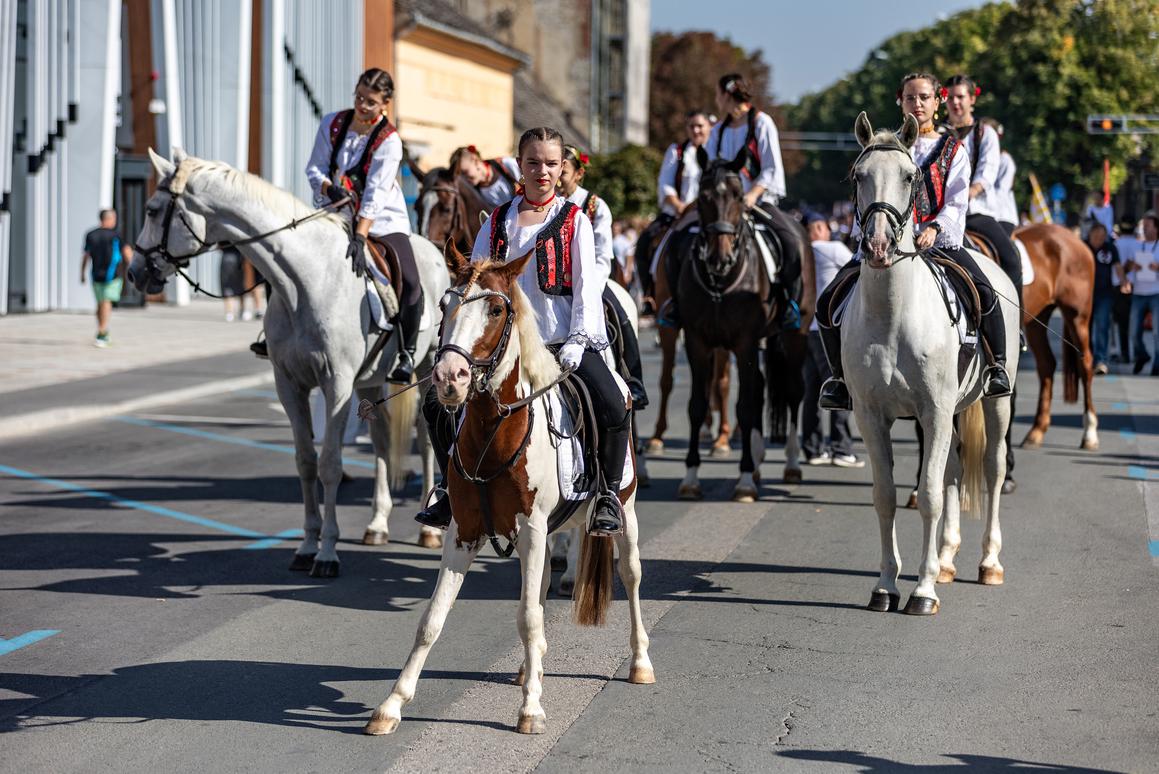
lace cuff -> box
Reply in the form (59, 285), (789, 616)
(566, 331), (609, 351)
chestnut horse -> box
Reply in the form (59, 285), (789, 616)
(416, 168), (488, 255)
(969, 223), (1098, 450)
(365, 252), (653, 737)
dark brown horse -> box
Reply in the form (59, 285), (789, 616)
(417, 168), (488, 255)
(970, 223), (1098, 450)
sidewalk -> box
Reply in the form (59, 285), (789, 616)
(0, 300), (273, 439)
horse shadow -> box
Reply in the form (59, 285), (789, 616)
(777, 749), (1123, 773)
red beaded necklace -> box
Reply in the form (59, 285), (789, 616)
(523, 191), (555, 213)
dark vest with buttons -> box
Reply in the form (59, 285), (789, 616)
(913, 132), (962, 225)
(326, 110), (397, 210)
(489, 200), (582, 296)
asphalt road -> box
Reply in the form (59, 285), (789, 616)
(2, 336), (1157, 773)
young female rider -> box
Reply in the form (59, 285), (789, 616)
(299, 67), (420, 382)
(559, 144), (648, 409)
(416, 128), (631, 536)
(817, 72), (1013, 411)
(944, 74), (1022, 301)
(705, 73), (806, 329)
(449, 145), (521, 213)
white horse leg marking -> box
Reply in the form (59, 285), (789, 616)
(274, 376), (322, 561)
(515, 515), (549, 734)
(733, 471), (758, 503)
(615, 495), (654, 684)
(781, 420), (800, 473)
(366, 521), (478, 735)
(980, 396), (1010, 584)
(912, 413), (953, 605)
(858, 412), (901, 603)
(359, 386), (392, 544)
(678, 466), (702, 500)
(313, 384), (353, 573)
(1081, 409), (1099, 451)
(938, 437), (963, 583)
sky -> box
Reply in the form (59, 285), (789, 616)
(650, 0), (991, 103)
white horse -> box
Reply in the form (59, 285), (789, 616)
(844, 114), (1018, 615)
(129, 149), (448, 576)
(365, 251), (654, 736)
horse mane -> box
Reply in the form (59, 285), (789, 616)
(470, 260), (561, 392)
(178, 155), (350, 234)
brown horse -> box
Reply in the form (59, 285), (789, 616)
(417, 168), (488, 255)
(969, 223), (1098, 450)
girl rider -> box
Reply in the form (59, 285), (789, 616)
(559, 144), (648, 409)
(300, 67), (420, 382)
(449, 145), (521, 213)
(944, 74), (1023, 303)
(416, 128), (632, 537)
(817, 72), (1013, 411)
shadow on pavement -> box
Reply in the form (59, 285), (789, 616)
(778, 749), (1123, 773)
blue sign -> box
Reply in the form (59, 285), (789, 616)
(1049, 183), (1067, 202)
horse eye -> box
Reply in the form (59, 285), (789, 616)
(146, 205), (159, 217)
(489, 305), (503, 318)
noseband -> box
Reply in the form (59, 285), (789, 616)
(851, 143), (924, 258)
(435, 286), (517, 395)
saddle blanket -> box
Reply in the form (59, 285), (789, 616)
(832, 263), (976, 348)
(364, 278), (433, 333)
(651, 219), (780, 284)
(1015, 237), (1034, 286)
(545, 374), (634, 502)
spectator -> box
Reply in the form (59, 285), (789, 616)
(80, 208), (129, 347)
(1112, 218), (1136, 362)
(611, 220), (634, 288)
(801, 211), (863, 468)
(220, 247), (246, 321)
(1125, 210), (1159, 375)
(1086, 222), (1123, 374)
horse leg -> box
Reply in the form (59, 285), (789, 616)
(365, 521), (479, 735)
(311, 381), (353, 578)
(906, 412), (954, 615)
(1068, 308), (1099, 451)
(515, 515), (549, 734)
(731, 343), (764, 503)
(647, 326), (677, 453)
(938, 434), (963, 584)
(615, 494), (655, 684)
(558, 526), (579, 597)
(711, 349), (732, 457)
(273, 375), (322, 571)
(415, 414), (443, 549)
(679, 335), (713, 500)
(358, 385), (393, 547)
(979, 396), (1011, 585)
(633, 413), (651, 487)
(856, 412), (901, 612)
(1022, 306), (1056, 448)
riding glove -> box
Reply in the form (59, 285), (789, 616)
(559, 343), (585, 371)
(347, 233), (369, 278)
(325, 184), (349, 205)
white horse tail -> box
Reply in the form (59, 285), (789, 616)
(573, 532), (615, 626)
(387, 383), (419, 492)
(959, 400), (987, 517)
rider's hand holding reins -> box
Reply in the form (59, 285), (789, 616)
(347, 232), (369, 278)
(325, 183), (349, 206)
(559, 343), (585, 371)
(916, 226), (937, 250)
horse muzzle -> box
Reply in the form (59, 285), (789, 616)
(433, 351), (471, 407)
(127, 253), (168, 294)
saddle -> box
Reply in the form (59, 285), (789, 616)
(965, 230), (1035, 286)
(366, 236), (405, 302)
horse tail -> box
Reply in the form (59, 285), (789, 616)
(387, 381), (418, 492)
(1061, 320), (1080, 403)
(573, 532), (614, 627)
(959, 400), (987, 518)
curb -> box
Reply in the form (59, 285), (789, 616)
(0, 371), (276, 442)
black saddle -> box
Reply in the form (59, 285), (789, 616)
(543, 369), (602, 534)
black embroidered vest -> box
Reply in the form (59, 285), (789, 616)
(326, 110), (397, 209)
(489, 200), (582, 296)
(914, 132), (962, 225)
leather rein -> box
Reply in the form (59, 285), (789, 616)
(851, 142), (926, 262)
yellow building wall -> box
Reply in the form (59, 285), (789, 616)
(395, 37), (515, 171)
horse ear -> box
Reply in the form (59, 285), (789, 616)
(854, 112), (874, 148)
(445, 243), (471, 280)
(172, 147), (188, 165)
(497, 251), (533, 284)
(898, 113), (919, 148)
(148, 147), (175, 181)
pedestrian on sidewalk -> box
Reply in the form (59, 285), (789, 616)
(802, 211), (862, 468)
(1125, 210), (1159, 376)
(1086, 222), (1123, 375)
(220, 247), (245, 321)
(80, 208), (130, 348)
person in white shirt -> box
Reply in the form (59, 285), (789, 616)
(944, 74), (1022, 304)
(276, 68), (418, 380)
(1125, 210), (1159, 375)
(448, 145), (521, 213)
(817, 71), (1013, 411)
(704, 73), (805, 330)
(417, 128), (630, 536)
(981, 118), (1019, 233)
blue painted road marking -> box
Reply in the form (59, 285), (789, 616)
(1151, 541), (1159, 559)
(113, 416), (375, 469)
(1128, 466), (1157, 481)
(244, 528), (304, 550)
(0, 630), (60, 656)
(1120, 429), (1137, 442)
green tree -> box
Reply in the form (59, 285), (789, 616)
(586, 144), (664, 218)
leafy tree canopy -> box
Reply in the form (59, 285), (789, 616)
(586, 144), (665, 218)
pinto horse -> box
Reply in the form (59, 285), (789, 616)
(416, 168), (488, 255)
(365, 251), (654, 737)
(969, 223), (1098, 450)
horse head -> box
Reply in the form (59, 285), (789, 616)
(696, 158), (747, 278)
(851, 111), (921, 269)
(420, 168), (466, 250)
(432, 248), (534, 407)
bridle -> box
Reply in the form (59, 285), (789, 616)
(696, 164), (754, 292)
(851, 142), (925, 260)
(435, 286), (518, 398)
(423, 182), (467, 245)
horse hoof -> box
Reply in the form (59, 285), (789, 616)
(628, 665), (656, 685)
(732, 486), (758, 503)
(1080, 438), (1099, 451)
(309, 559), (340, 579)
(517, 713), (546, 735)
(288, 553), (316, 572)
(677, 484), (703, 501)
(1020, 435), (1043, 450)
(514, 666), (526, 686)
(978, 565), (1005, 586)
(645, 438), (664, 455)
(937, 565), (957, 584)
(418, 530), (443, 550)
(1001, 477), (1017, 495)
(710, 443), (731, 459)
(903, 595), (939, 616)
(362, 530), (388, 546)
(558, 578), (575, 598)
(364, 712), (400, 736)
(905, 491), (919, 510)
(867, 591), (900, 612)
(783, 468), (803, 485)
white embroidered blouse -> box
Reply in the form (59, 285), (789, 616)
(657, 141), (703, 215)
(566, 185), (614, 287)
(476, 157), (521, 211)
(706, 110), (786, 204)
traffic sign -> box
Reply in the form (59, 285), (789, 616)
(1049, 183), (1067, 202)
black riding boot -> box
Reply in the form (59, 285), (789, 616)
(980, 307), (1013, 398)
(389, 301), (422, 383)
(590, 413), (631, 535)
(606, 295), (649, 409)
(817, 324), (852, 411)
(415, 389), (456, 529)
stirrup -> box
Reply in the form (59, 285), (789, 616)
(415, 486), (451, 529)
(657, 299), (680, 329)
(780, 299), (802, 331)
(588, 492), (624, 536)
(249, 339), (269, 359)
(983, 365), (1012, 397)
(388, 350), (415, 383)
(818, 377), (852, 411)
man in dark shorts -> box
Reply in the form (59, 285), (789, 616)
(81, 209), (129, 347)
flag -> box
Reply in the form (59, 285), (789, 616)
(1027, 173), (1052, 224)
(1103, 158), (1111, 207)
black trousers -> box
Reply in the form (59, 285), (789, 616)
(603, 285), (648, 406)
(755, 201), (804, 298)
(967, 213), (1021, 304)
(378, 232), (421, 308)
(802, 330), (853, 456)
